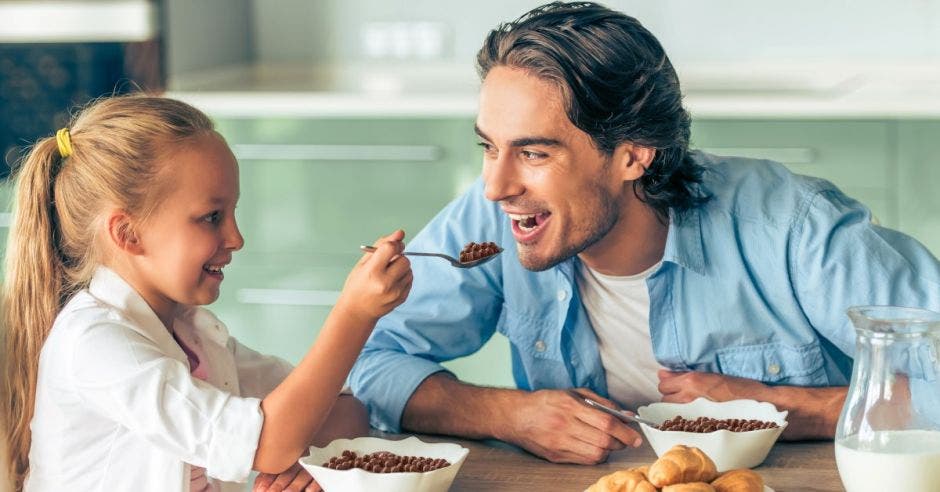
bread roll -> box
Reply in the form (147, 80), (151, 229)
(662, 482), (716, 492)
(585, 469), (657, 492)
(711, 468), (764, 492)
(648, 445), (719, 487)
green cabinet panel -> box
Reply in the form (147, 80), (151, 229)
(217, 118), (481, 256)
(0, 117), (929, 392)
(691, 120), (896, 227)
(898, 122), (940, 256)
(212, 117), (515, 388)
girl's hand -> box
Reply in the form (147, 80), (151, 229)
(252, 462), (320, 492)
(336, 229), (413, 323)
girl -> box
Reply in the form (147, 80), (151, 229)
(1, 95), (412, 491)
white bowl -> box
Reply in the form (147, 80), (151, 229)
(298, 436), (469, 492)
(637, 398), (788, 472)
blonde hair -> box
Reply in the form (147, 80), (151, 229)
(1, 94), (214, 489)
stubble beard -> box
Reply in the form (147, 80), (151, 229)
(517, 180), (621, 272)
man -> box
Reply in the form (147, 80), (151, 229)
(350, 2), (940, 464)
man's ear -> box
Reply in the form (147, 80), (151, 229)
(106, 211), (144, 255)
(612, 142), (657, 181)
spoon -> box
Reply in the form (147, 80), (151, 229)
(567, 389), (660, 428)
(359, 245), (503, 269)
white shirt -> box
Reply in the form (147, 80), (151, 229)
(26, 267), (293, 492)
(576, 260), (664, 409)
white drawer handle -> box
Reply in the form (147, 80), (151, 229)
(232, 144), (442, 162)
(701, 147), (816, 165)
(236, 288), (340, 306)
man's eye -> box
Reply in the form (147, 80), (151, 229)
(477, 142), (494, 153)
(521, 150), (545, 160)
(203, 212), (221, 224)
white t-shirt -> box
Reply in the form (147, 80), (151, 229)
(576, 260), (664, 409)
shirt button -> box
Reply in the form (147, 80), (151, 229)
(768, 363), (781, 375)
(534, 340), (547, 352)
(557, 290), (567, 301)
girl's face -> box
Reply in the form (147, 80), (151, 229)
(130, 132), (243, 323)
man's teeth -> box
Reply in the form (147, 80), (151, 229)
(204, 265), (223, 273)
(507, 213), (537, 222)
(508, 213), (540, 231)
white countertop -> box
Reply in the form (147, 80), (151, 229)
(167, 61), (940, 119)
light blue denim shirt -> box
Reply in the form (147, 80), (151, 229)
(350, 152), (940, 432)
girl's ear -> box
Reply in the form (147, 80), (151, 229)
(106, 211), (144, 255)
(612, 142), (657, 182)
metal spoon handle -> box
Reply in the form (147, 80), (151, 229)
(567, 389), (658, 427)
(359, 245), (457, 262)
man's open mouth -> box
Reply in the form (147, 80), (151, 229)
(508, 212), (552, 239)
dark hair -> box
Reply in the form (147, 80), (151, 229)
(477, 1), (709, 218)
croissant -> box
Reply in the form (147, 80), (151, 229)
(711, 469), (764, 492)
(648, 445), (719, 487)
(585, 468), (657, 492)
(662, 483), (716, 492)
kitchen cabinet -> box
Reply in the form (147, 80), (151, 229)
(212, 117), (516, 385)
(0, 116), (930, 391)
(690, 120), (897, 227)
(207, 116), (940, 389)
(897, 122), (940, 255)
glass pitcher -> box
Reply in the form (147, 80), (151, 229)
(835, 306), (940, 492)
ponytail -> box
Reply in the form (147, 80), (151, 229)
(2, 136), (72, 489)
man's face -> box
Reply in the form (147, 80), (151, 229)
(476, 66), (625, 271)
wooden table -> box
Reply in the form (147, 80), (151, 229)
(387, 434), (844, 491)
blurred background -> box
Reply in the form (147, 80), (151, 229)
(2, 0), (940, 389)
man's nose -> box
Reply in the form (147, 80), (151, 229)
(483, 156), (524, 202)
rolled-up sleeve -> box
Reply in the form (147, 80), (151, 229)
(349, 179), (507, 431)
(70, 321), (263, 483)
(229, 337), (293, 399)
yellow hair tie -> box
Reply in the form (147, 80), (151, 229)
(56, 128), (72, 158)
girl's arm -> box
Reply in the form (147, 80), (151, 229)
(251, 230), (412, 473)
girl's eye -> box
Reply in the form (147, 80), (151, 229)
(202, 212), (221, 224)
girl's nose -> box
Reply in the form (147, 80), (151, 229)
(226, 220), (244, 251)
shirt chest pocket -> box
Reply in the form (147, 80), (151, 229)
(716, 340), (829, 386)
(497, 307), (561, 361)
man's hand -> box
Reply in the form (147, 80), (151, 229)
(658, 370), (769, 403)
(401, 374), (643, 465)
(253, 463), (319, 492)
(658, 369), (847, 440)
(501, 388), (643, 464)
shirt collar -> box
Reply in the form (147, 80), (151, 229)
(88, 266), (229, 348)
(558, 208), (707, 278)
(661, 207), (707, 276)
(88, 266), (180, 348)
